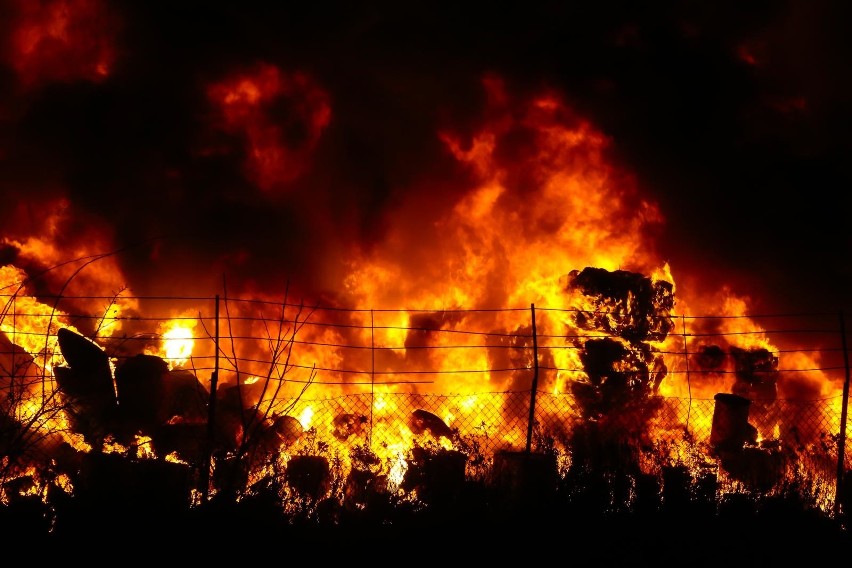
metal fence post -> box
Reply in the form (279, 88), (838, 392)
(681, 315), (693, 431)
(834, 311), (850, 518)
(525, 303), (539, 454)
(369, 308), (375, 448)
(201, 294), (220, 503)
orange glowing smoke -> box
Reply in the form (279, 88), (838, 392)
(0, 71), (843, 503)
(6, 0), (118, 88)
(335, 75), (670, 397)
(0, 197), (138, 337)
(206, 63), (332, 191)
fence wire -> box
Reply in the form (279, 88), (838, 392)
(1, 292), (850, 524)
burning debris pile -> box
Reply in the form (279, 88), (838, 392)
(567, 266), (673, 419)
(0, 250), (845, 539)
(1, 258), (836, 537)
(0, 9), (846, 532)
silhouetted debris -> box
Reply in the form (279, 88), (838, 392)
(561, 419), (649, 516)
(694, 471), (719, 509)
(582, 337), (629, 382)
(721, 445), (785, 492)
(212, 453), (251, 497)
(332, 412), (367, 441)
(731, 346), (778, 401)
(0, 333), (40, 403)
(55, 328), (114, 397)
(212, 382), (281, 451)
(661, 464), (692, 512)
(69, 452), (193, 522)
(271, 414), (304, 446)
(694, 344), (726, 370)
(211, 383), (246, 450)
(401, 447), (467, 506)
(113, 354), (209, 446)
(0, 335), (70, 460)
(710, 393), (758, 455)
(409, 409), (454, 438)
(344, 467), (389, 512)
(491, 450), (559, 513)
(207, 392), (302, 493)
(566, 267), (674, 343)
(113, 354), (170, 436)
(51, 330), (213, 460)
(242, 414), (304, 473)
(710, 393), (784, 491)
(342, 446), (388, 514)
(573, 337), (660, 418)
(152, 422), (207, 462)
(565, 267), (672, 421)
(51, 329), (117, 447)
(286, 455), (331, 498)
(162, 369), (209, 422)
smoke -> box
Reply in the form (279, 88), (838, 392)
(0, 0), (849, 315)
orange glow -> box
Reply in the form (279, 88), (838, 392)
(0, 75), (845, 515)
(146, 316), (197, 369)
(206, 63), (332, 191)
(0, 264), (77, 372)
(340, 77), (669, 400)
(1, 198), (138, 338)
(7, 0), (117, 88)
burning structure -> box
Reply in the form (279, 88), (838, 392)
(0, 0), (850, 538)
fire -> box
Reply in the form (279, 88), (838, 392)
(337, 77), (670, 408)
(134, 434), (155, 460)
(146, 317), (197, 370)
(0, 264), (81, 372)
(297, 405), (313, 429)
(0, 66), (847, 526)
(1, 198), (137, 340)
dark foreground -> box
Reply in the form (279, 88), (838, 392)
(3, 492), (849, 566)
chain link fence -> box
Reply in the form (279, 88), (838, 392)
(248, 388), (846, 516)
(1, 291), (850, 528)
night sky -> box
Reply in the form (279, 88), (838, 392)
(1, 0), (850, 317)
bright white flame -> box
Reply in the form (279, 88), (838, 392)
(298, 406), (314, 429)
(162, 321), (196, 368)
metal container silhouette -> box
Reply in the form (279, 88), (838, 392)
(710, 393), (753, 454)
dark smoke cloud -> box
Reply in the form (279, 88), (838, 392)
(0, 0), (849, 314)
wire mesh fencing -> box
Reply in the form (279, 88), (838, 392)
(1, 290), (850, 524)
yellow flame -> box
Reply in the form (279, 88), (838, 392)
(297, 406), (314, 429)
(135, 434), (156, 459)
(145, 316), (197, 369)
